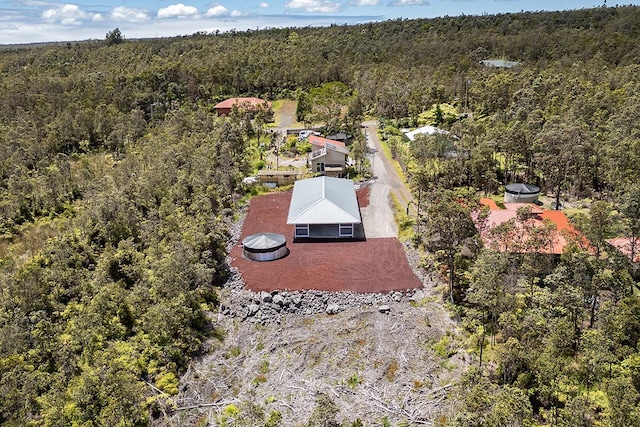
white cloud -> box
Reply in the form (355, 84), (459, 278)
(285, 0), (343, 13)
(1, 10), (388, 45)
(205, 5), (229, 16)
(111, 6), (149, 23)
(0, 23), (19, 31)
(157, 3), (200, 19)
(390, 0), (427, 5)
(230, 10), (243, 17)
(41, 4), (103, 25)
(259, 2), (270, 8)
(350, 0), (381, 5)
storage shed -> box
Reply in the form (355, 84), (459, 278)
(257, 170), (302, 187)
(504, 183), (541, 203)
(242, 233), (288, 261)
(286, 176), (362, 241)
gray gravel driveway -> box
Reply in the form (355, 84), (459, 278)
(359, 122), (411, 238)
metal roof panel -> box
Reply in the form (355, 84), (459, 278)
(287, 176), (361, 225)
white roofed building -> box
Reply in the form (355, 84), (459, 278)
(286, 176), (363, 241)
(403, 125), (450, 142)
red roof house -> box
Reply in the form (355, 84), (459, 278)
(213, 97), (271, 116)
(308, 134), (346, 148)
(477, 198), (585, 255)
(607, 237), (640, 264)
(308, 135), (350, 177)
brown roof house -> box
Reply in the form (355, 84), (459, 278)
(308, 135), (350, 178)
(214, 97), (272, 116)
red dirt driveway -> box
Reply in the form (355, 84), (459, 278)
(230, 191), (423, 293)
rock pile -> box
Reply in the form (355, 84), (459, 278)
(219, 267), (428, 324)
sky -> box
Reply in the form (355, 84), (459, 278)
(0, 0), (626, 45)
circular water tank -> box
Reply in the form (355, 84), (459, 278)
(242, 233), (288, 262)
(504, 183), (541, 203)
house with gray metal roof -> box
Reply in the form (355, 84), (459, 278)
(286, 176), (363, 240)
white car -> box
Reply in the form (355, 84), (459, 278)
(298, 130), (320, 140)
(242, 176), (258, 185)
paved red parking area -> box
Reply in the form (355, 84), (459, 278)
(230, 191), (422, 293)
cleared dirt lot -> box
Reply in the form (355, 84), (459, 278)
(170, 301), (464, 427)
(229, 190), (423, 293)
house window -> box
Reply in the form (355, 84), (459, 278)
(316, 162), (325, 172)
(295, 224), (309, 238)
(339, 223), (353, 237)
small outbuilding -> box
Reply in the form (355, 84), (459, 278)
(480, 59), (520, 69)
(257, 170), (302, 187)
(286, 176), (362, 241)
(242, 233), (288, 261)
(326, 132), (352, 145)
(504, 183), (541, 203)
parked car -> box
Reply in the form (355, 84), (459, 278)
(242, 176), (258, 185)
(298, 130), (321, 140)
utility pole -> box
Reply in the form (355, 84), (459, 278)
(275, 131), (286, 170)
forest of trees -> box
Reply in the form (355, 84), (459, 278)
(1, 4), (640, 425)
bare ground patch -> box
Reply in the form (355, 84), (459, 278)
(166, 301), (467, 426)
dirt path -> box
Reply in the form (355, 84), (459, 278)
(273, 99), (298, 129)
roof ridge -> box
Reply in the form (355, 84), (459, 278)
(289, 197), (324, 223)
